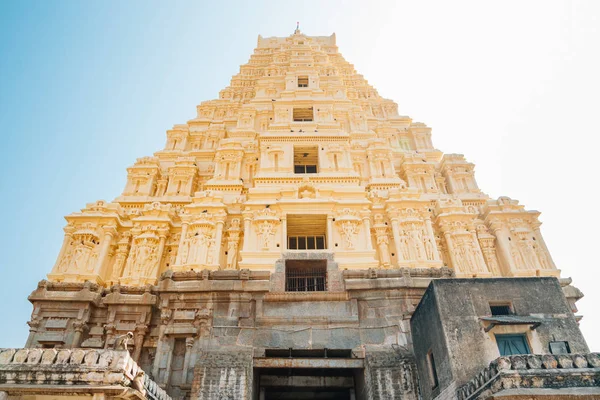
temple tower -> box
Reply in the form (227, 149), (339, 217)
(7, 29), (596, 400)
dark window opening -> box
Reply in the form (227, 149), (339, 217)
(288, 235), (326, 250)
(490, 304), (512, 316)
(294, 146), (318, 173)
(549, 341), (571, 354)
(496, 334), (530, 356)
(298, 76), (309, 88)
(294, 164), (317, 174)
(286, 260), (327, 292)
(427, 351), (439, 389)
(293, 107), (313, 121)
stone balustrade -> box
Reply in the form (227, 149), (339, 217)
(0, 348), (170, 400)
(457, 353), (600, 400)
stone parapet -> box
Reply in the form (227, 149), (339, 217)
(0, 348), (170, 400)
(456, 353), (600, 400)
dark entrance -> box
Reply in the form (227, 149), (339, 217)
(254, 349), (365, 400)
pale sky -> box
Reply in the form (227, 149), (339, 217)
(0, 0), (598, 351)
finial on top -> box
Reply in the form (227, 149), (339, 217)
(295, 21), (301, 34)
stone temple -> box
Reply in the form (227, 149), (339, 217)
(1, 28), (598, 400)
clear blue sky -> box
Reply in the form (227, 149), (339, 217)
(1, 1), (599, 350)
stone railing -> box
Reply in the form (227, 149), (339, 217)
(457, 353), (600, 400)
(0, 348), (170, 400)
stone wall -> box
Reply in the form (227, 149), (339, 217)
(191, 349), (253, 400)
(363, 349), (419, 400)
(411, 277), (591, 400)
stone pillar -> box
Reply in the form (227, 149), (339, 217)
(424, 215), (441, 261)
(375, 228), (391, 267)
(71, 320), (86, 348)
(25, 318), (41, 348)
(532, 222), (557, 269)
(175, 221), (189, 265)
(281, 215), (287, 250)
(133, 324), (148, 362)
(51, 226), (75, 272)
(444, 232), (459, 271)
(94, 225), (116, 277)
(327, 215), (334, 250)
(182, 337), (195, 384)
(470, 229), (488, 271)
(360, 211), (373, 250)
(213, 219), (225, 267)
(104, 323), (116, 349)
(242, 212), (253, 252)
(390, 216), (404, 263)
(490, 220), (516, 275)
(153, 310), (171, 383)
(153, 233), (168, 278)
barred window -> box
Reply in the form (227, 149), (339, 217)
(298, 76), (309, 87)
(288, 235), (326, 250)
(285, 260), (327, 292)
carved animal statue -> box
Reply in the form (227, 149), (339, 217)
(113, 331), (134, 350)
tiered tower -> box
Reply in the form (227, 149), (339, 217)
(47, 30), (558, 284)
(16, 29), (594, 400)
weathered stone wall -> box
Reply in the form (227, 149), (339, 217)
(410, 282), (451, 400)
(363, 349), (419, 400)
(191, 349), (253, 400)
(411, 277), (590, 400)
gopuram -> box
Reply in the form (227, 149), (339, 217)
(1, 28), (598, 400)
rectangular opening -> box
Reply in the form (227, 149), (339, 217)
(427, 350), (439, 389)
(549, 341), (571, 354)
(286, 260), (327, 292)
(287, 214), (326, 249)
(490, 303), (512, 316)
(298, 76), (309, 87)
(293, 107), (313, 121)
(294, 145), (318, 173)
(496, 334), (531, 356)
(264, 349), (353, 358)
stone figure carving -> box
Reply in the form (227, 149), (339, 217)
(398, 231), (410, 260)
(424, 238), (435, 260)
(257, 221), (276, 250)
(340, 220), (359, 249)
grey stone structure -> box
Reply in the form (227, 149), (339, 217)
(15, 270), (596, 399)
(410, 277), (598, 400)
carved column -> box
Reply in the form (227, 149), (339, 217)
(360, 210), (373, 250)
(182, 337), (195, 384)
(443, 232), (459, 271)
(104, 323), (116, 349)
(242, 211), (253, 252)
(327, 215), (334, 250)
(153, 231), (168, 278)
(469, 228), (488, 272)
(175, 221), (189, 265)
(25, 318), (42, 348)
(281, 215), (287, 250)
(489, 220), (516, 275)
(94, 225), (117, 278)
(212, 219), (225, 266)
(110, 235), (131, 283)
(152, 308), (171, 381)
(390, 215), (404, 263)
(71, 320), (86, 348)
(133, 324), (148, 362)
(374, 227), (391, 267)
(52, 225), (75, 272)
(423, 213), (441, 261)
(532, 221), (557, 270)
